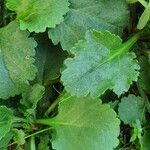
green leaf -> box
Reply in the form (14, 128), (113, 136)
(0, 106), (14, 140)
(0, 52), (18, 99)
(118, 94), (145, 126)
(21, 84), (45, 118)
(35, 33), (68, 85)
(61, 30), (140, 97)
(48, 0), (129, 50)
(126, 0), (138, 3)
(138, 56), (150, 91)
(13, 129), (25, 146)
(141, 130), (150, 150)
(0, 132), (13, 149)
(37, 94), (120, 150)
(0, 21), (37, 99)
(137, 7), (150, 30)
(6, 0), (70, 32)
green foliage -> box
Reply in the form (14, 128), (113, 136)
(118, 95), (145, 126)
(6, 0), (70, 32)
(37, 94), (120, 150)
(61, 30), (140, 97)
(48, 0), (129, 50)
(0, 21), (37, 99)
(0, 106), (14, 140)
(0, 0), (149, 149)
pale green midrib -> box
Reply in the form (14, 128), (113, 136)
(36, 118), (117, 130)
(65, 32), (141, 85)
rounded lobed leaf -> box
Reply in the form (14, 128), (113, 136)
(43, 94), (120, 150)
(61, 30), (140, 97)
(118, 94), (145, 126)
(48, 0), (129, 50)
(6, 0), (70, 32)
(0, 21), (37, 99)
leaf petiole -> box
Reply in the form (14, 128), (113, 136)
(8, 127), (52, 147)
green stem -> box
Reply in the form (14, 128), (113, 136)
(26, 127), (52, 138)
(44, 97), (60, 117)
(8, 127), (52, 147)
(13, 117), (28, 123)
(138, 0), (148, 7)
(122, 31), (142, 51)
(30, 136), (36, 150)
(36, 118), (52, 126)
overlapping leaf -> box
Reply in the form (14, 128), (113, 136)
(6, 0), (70, 32)
(48, 0), (129, 50)
(0, 21), (37, 99)
(21, 84), (45, 118)
(38, 94), (120, 150)
(0, 106), (14, 140)
(118, 95), (145, 126)
(61, 30), (140, 97)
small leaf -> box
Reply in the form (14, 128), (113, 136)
(48, 0), (129, 50)
(21, 84), (45, 118)
(118, 94), (145, 126)
(37, 94), (120, 150)
(13, 129), (25, 146)
(0, 106), (14, 140)
(61, 30), (140, 97)
(6, 0), (70, 32)
(137, 7), (150, 30)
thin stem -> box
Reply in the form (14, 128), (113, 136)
(138, 0), (148, 7)
(13, 117), (28, 123)
(26, 127), (52, 139)
(30, 136), (36, 150)
(136, 83), (150, 113)
(122, 30), (143, 51)
(44, 97), (60, 117)
(8, 127), (52, 147)
(44, 85), (64, 117)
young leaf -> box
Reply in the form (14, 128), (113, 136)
(37, 94), (120, 150)
(21, 84), (45, 119)
(61, 30), (140, 97)
(137, 7), (150, 30)
(6, 0), (70, 32)
(0, 21), (37, 99)
(48, 0), (129, 50)
(13, 129), (25, 146)
(118, 94), (145, 126)
(0, 106), (14, 140)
